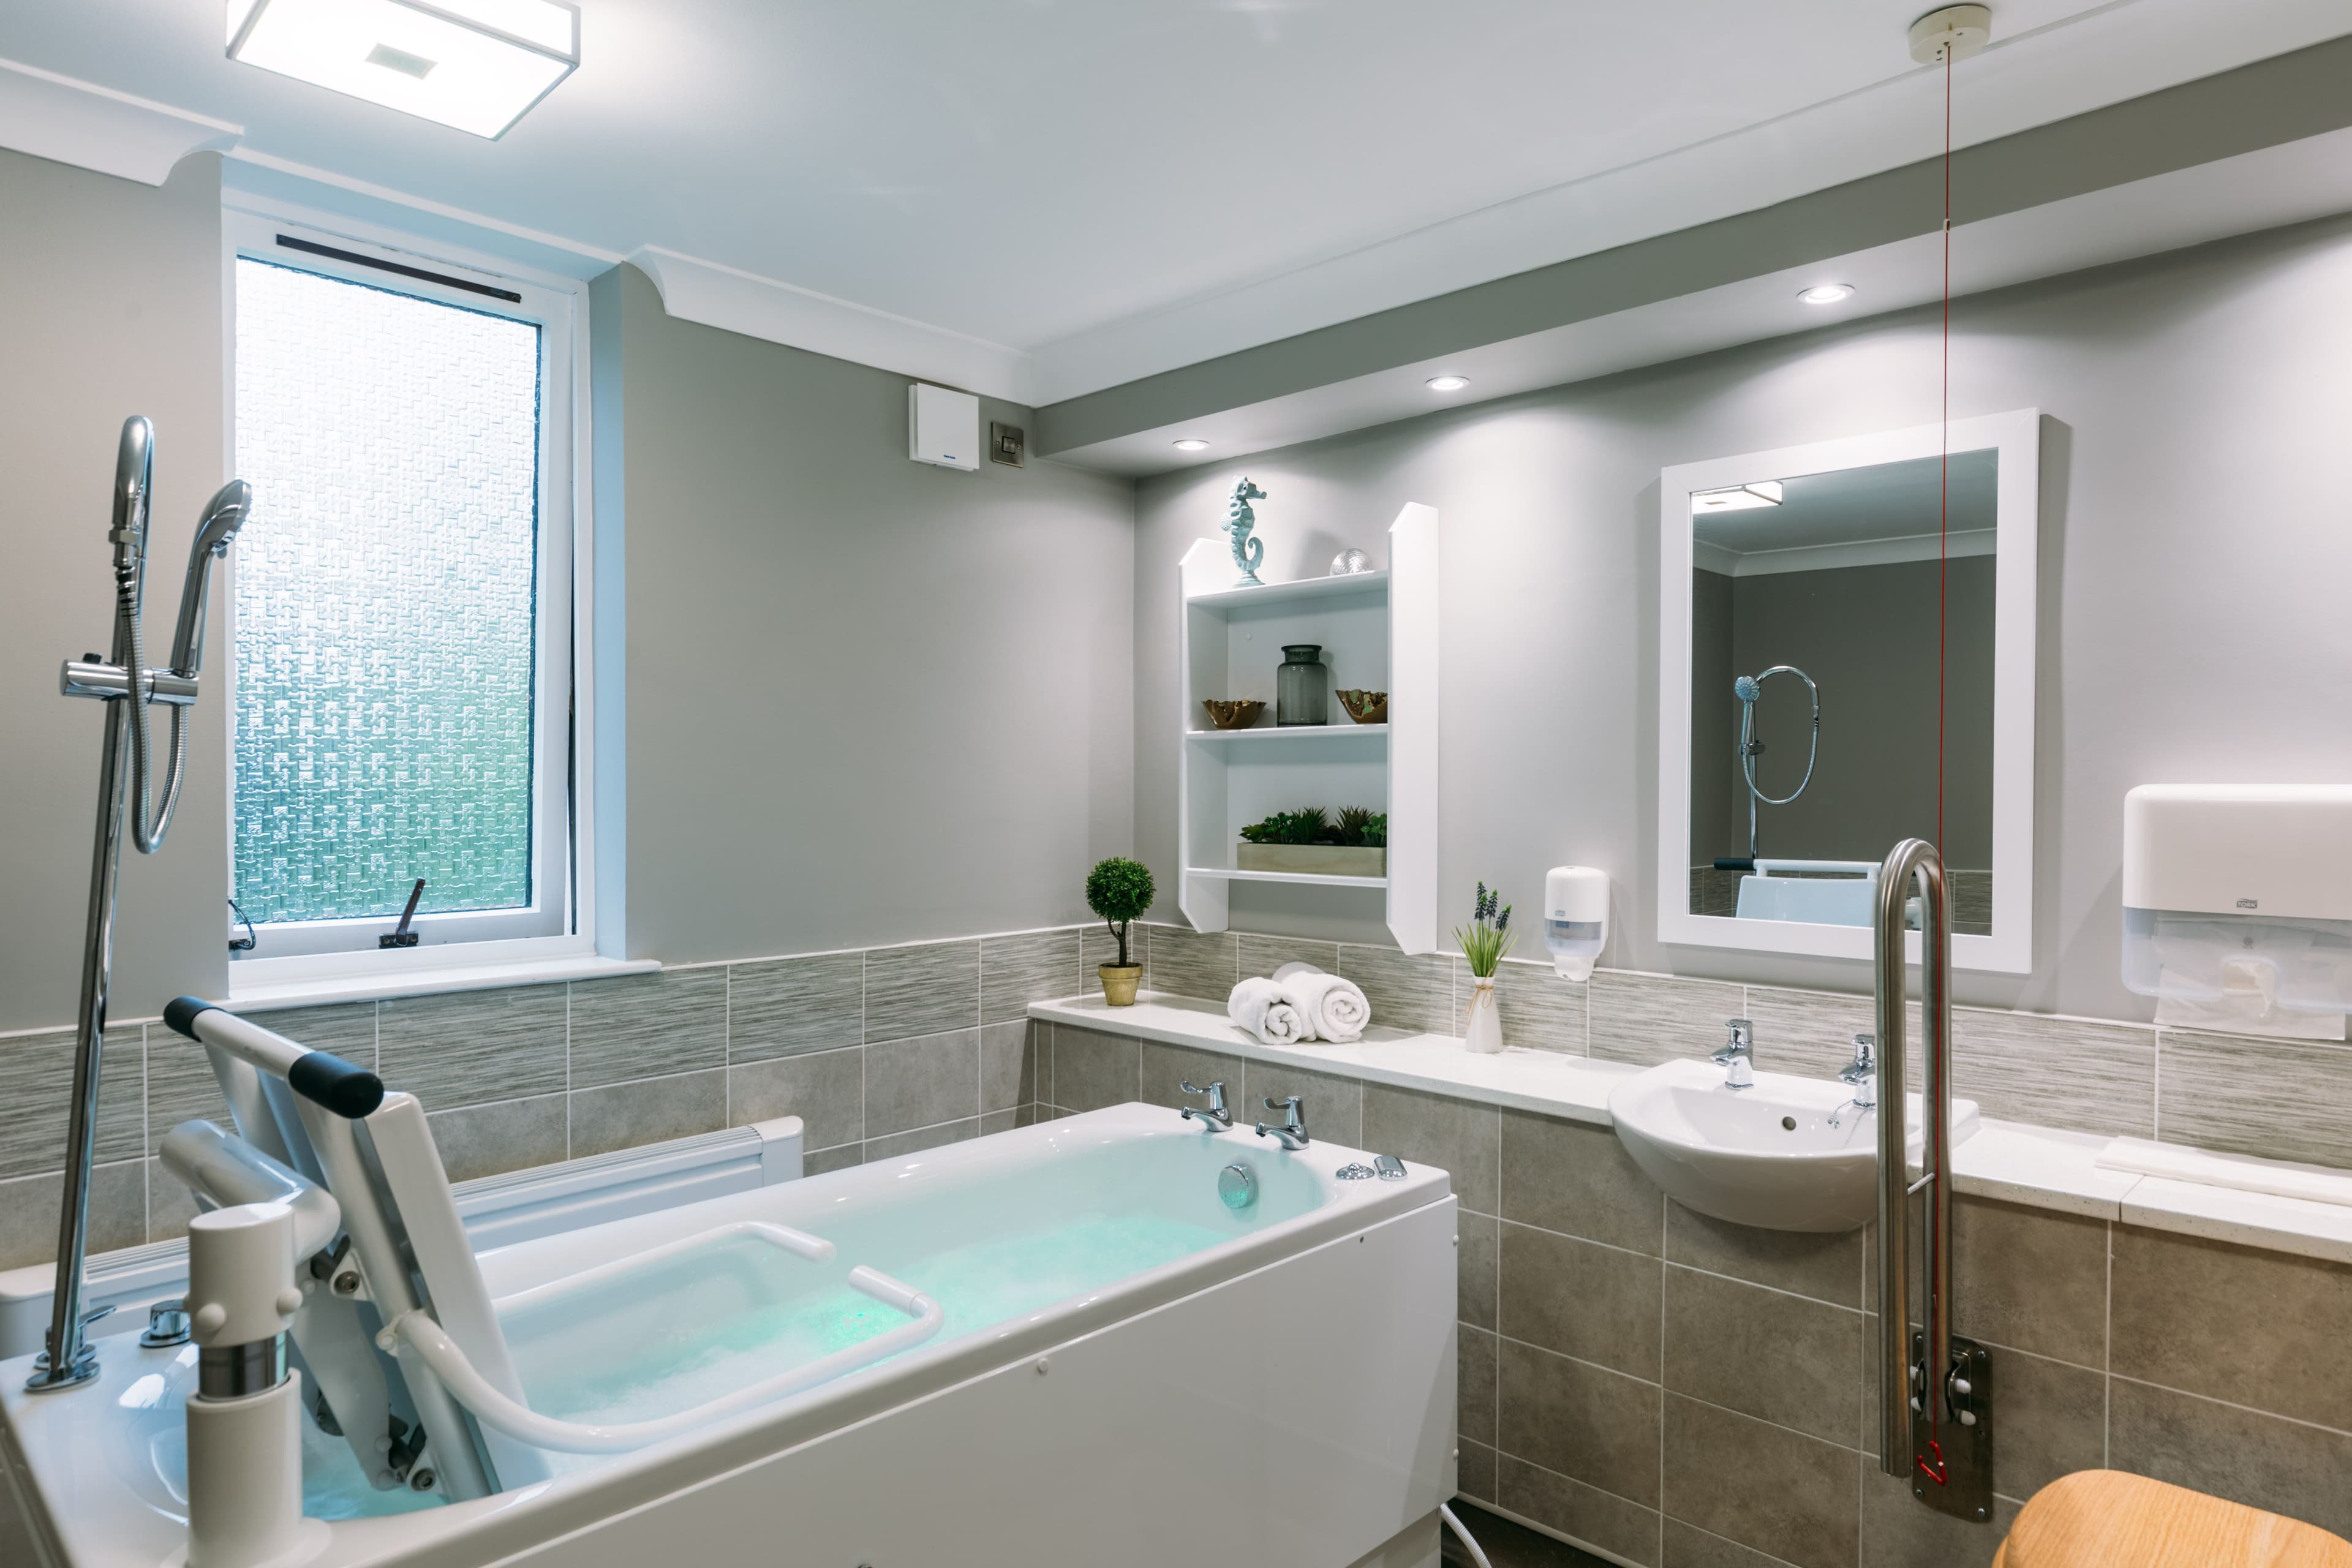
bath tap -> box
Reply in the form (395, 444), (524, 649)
(1713, 1019), (1756, 1088)
(1256, 1095), (1310, 1150)
(1180, 1080), (1233, 1131)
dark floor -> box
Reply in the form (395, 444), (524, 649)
(1439, 1500), (1610, 1568)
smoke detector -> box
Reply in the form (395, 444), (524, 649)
(1909, 4), (1991, 64)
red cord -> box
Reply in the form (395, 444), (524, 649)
(1937, 46), (1951, 859)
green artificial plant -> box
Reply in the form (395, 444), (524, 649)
(1454, 881), (1514, 978)
(1085, 856), (1155, 969)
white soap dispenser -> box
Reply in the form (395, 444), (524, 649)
(1543, 866), (1610, 981)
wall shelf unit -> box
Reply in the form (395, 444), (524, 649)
(1176, 505), (1438, 952)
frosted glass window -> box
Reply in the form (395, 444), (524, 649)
(232, 258), (543, 925)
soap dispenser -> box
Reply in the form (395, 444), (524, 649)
(1543, 866), (1609, 981)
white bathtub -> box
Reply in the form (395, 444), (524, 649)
(2, 1102), (1458, 1567)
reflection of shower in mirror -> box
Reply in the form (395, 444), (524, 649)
(1720, 665), (1820, 868)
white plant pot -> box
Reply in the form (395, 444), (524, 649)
(1464, 975), (1503, 1054)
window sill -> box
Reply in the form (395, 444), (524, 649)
(224, 950), (660, 1011)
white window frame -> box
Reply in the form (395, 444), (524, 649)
(221, 206), (609, 1000)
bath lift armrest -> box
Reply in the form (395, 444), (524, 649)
(381, 1255), (944, 1455)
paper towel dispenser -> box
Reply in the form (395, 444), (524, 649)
(2121, 784), (2352, 1021)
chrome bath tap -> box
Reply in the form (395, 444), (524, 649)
(1713, 1018), (1756, 1088)
(1180, 1080), (1232, 1131)
(1256, 1095), (1310, 1150)
(1830, 1033), (1877, 1126)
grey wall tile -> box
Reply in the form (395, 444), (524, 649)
(1590, 972), (1745, 1067)
(1492, 959), (1586, 1054)
(0, 1159), (143, 1270)
(1034, 1021), (1054, 1107)
(0, 1027), (145, 1179)
(1499, 1455), (1661, 1567)
(570, 968), (726, 1088)
(2157, 1031), (2352, 1169)
(2111, 1224), (2352, 1429)
(1947, 1008), (2155, 1139)
(1457, 1440), (1497, 1509)
(982, 929), (1082, 1023)
(867, 1117), (979, 1162)
(1238, 934), (1341, 979)
(979, 1108), (1019, 1137)
(804, 1143), (862, 1177)
(567, 1068), (724, 1159)
(1498, 1338), (1662, 1508)
(1663, 1519), (1802, 1568)
(1460, 1210), (1499, 1332)
(148, 1154), (200, 1242)
(865, 1028), (981, 1137)
(1082, 919), (1141, 979)
(864, 940), (980, 1042)
(1502, 1110), (1664, 1256)
(1338, 944), (1453, 1035)
(1989, 1346), (2107, 1502)
(1138, 1040), (1246, 1114)
(1504, 1223), (1664, 1379)
(1856, 1468), (2017, 1568)
(1148, 923), (1238, 1000)
(1365, 1084), (1499, 1215)
(380, 985), (567, 1110)
(1460, 1324), (1496, 1446)
(1666, 1202), (1861, 1308)
(981, 1020), (1035, 1112)
(728, 952), (862, 1063)
(1052, 1024), (1139, 1112)
(1736, 986), (1907, 1082)
(1242, 1060), (1363, 1147)
(1951, 1196), (2108, 1368)
(1662, 1395), (1857, 1568)
(2109, 1376), (2352, 1539)
(1663, 1265), (1859, 1444)
(729, 1046), (864, 1152)
(239, 1002), (377, 1066)
(146, 1026), (235, 1155)
(427, 1094), (567, 1183)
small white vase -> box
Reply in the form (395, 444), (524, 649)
(1464, 975), (1503, 1054)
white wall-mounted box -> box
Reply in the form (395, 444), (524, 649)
(908, 382), (979, 470)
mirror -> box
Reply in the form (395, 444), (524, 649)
(1656, 412), (2039, 973)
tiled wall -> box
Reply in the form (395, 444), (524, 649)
(0, 929), (1084, 1273)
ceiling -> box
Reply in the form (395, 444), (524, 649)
(4, 1), (2350, 409)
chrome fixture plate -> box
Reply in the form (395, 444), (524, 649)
(1374, 1155), (1407, 1180)
(1910, 1332), (1993, 1521)
(1336, 1163), (1376, 1181)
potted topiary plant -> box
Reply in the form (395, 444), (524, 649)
(1085, 856), (1155, 1006)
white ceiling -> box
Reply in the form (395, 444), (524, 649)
(3, 1), (2348, 404)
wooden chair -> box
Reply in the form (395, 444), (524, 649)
(1996, 1471), (2352, 1568)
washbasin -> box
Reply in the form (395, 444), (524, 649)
(1606, 1058), (1979, 1232)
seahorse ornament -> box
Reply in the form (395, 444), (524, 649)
(1224, 478), (1267, 587)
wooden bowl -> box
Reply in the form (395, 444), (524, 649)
(1200, 699), (1267, 730)
(1337, 689), (1389, 725)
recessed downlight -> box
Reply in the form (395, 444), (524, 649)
(1798, 284), (1855, 305)
(1426, 375), (1470, 393)
(1172, 439), (1210, 452)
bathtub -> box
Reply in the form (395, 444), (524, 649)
(1, 1102), (1458, 1568)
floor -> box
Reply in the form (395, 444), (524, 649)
(1442, 1499), (1610, 1568)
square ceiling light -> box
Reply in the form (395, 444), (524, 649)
(228, 0), (579, 139)
(1690, 481), (1784, 515)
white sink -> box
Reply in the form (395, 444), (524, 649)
(1606, 1058), (1980, 1233)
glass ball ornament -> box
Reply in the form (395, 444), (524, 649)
(1329, 548), (1373, 576)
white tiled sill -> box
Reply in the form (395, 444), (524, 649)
(1030, 990), (2352, 1267)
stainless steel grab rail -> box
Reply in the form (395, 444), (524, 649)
(1872, 837), (1955, 1463)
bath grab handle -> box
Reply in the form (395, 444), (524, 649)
(167, 997), (385, 1118)
(384, 1262), (944, 1454)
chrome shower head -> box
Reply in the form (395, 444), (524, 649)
(109, 417), (156, 570)
(1733, 674), (1760, 703)
(192, 480), (251, 557)
(167, 480), (252, 677)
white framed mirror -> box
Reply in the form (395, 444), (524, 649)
(1656, 410), (2040, 973)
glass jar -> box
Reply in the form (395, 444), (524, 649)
(1275, 644), (1328, 726)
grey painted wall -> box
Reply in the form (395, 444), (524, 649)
(595, 264), (1135, 961)
(1134, 212), (2352, 1022)
(0, 150), (228, 1032)
(1690, 556), (1995, 869)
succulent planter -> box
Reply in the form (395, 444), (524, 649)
(1236, 843), (1387, 878)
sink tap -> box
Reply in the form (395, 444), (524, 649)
(1180, 1080), (1233, 1131)
(1713, 1018), (1756, 1089)
(1256, 1095), (1310, 1150)
(1830, 1033), (1877, 1126)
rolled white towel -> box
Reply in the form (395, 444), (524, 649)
(1227, 976), (1311, 1046)
(1272, 962), (1371, 1043)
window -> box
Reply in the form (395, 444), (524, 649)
(226, 217), (584, 964)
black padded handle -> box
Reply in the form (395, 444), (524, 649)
(288, 1052), (385, 1119)
(164, 994), (216, 1039)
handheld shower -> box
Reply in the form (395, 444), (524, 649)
(1725, 665), (1819, 866)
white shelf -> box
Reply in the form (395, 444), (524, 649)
(1185, 571), (1389, 611)
(1186, 867), (1390, 889)
(1185, 723), (1388, 745)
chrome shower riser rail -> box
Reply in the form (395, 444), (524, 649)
(1872, 836), (1992, 1520)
